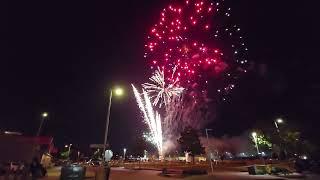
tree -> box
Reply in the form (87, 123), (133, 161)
(60, 150), (69, 159)
(281, 130), (317, 157)
(282, 130), (300, 156)
(251, 131), (272, 152)
(257, 135), (272, 148)
(177, 126), (205, 156)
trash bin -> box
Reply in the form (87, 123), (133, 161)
(248, 166), (256, 175)
(60, 164), (86, 180)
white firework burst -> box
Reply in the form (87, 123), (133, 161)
(142, 67), (184, 108)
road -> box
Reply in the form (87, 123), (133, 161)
(109, 167), (308, 180)
(1, 167), (318, 180)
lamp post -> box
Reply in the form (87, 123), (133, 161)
(65, 144), (72, 156)
(251, 132), (260, 155)
(274, 118), (286, 159)
(123, 148), (127, 161)
(64, 144), (72, 160)
(274, 118), (283, 133)
(205, 129), (214, 175)
(68, 144), (72, 155)
(36, 112), (48, 136)
(103, 87), (124, 162)
(252, 132), (265, 164)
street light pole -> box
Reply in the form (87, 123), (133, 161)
(37, 112), (48, 136)
(68, 144), (72, 154)
(274, 118), (286, 159)
(274, 121), (279, 132)
(102, 87), (124, 163)
(68, 144), (72, 159)
(252, 132), (260, 155)
(123, 148), (127, 161)
(103, 89), (113, 162)
(252, 132), (265, 164)
(205, 129), (214, 175)
(274, 118), (283, 133)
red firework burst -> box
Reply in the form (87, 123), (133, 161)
(144, 0), (248, 95)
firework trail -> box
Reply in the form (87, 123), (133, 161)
(132, 84), (163, 156)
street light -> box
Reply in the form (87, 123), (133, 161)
(68, 144), (72, 155)
(251, 132), (260, 155)
(77, 151), (81, 160)
(274, 118), (284, 133)
(123, 148), (127, 161)
(42, 112), (48, 118)
(37, 112), (48, 136)
(205, 129), (214, 175)
(276, 118), (283, 123)
(114, 88), (124, 96)
(65, 144), (72, 159)
(274, 118), (287, 158)
(252, 132), (265, 164)
(103, 87), (124, 162)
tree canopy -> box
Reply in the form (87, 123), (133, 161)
(177, 126), (205, 155)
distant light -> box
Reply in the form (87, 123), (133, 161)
(4, 131), (22, 135)
(276, 118), (283, 123)
(301, 155), (307, 160)
(251, 132), (257, 137)
(114, 88), (124, 96)
(42, 112), (48, 118)
(64, 144), (72, 148)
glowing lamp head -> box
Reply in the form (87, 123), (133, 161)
(251, 132), (257, 138)
(276, 118), (283, 123)
(114, 88), (124, 96)
(42, 112), (48, 118)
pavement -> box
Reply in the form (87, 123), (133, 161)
(1, 167), (319, 180)
(109, 167), (317, 180)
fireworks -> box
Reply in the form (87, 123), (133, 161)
(163, 90), (213, 136)
(132, 84), (163, 156)
(142, 67), (184, 107)
(144, 0), (248, 96)
(132, 0), (249, 157)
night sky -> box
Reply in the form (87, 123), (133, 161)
(3, 1), (320, 153)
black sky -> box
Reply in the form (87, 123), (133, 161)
(3, 0), (320, 153)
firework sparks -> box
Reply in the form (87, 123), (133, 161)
(132, 0), (249, 155)
(144, 0), (249, 97)
(132, 84), (163, 156)
(142, 67), (184, 107)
